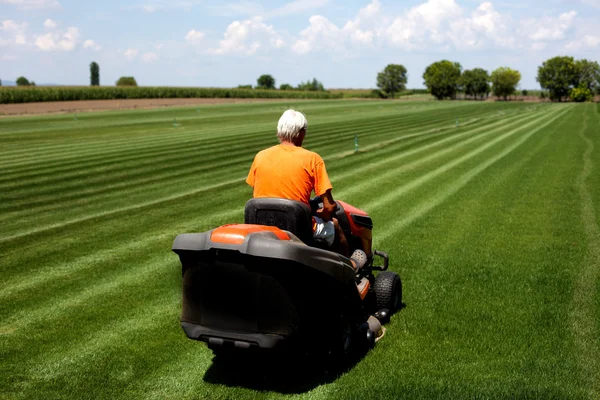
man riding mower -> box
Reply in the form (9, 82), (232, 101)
(172, 110), (402, 356)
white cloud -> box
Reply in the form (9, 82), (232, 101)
(0, 20), (28, 47)
(142, 52), (158, 62)
(83, 39), (101, 51)
(565, 34), (600, 51)
(124, 48), (139, 60)
(291, 0), (582, 55)
(43, 19), (57, 29)
(293, 15), (343, 54)
(0, 0), (60, 9)
(185, 29), (205, 44)
(35, 26), (79, 51)
(292, 0), (386, 54)
(211, 17), (284, 55)
(525, 11), (577, 41)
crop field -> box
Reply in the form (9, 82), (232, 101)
(1, 100), (599, 399)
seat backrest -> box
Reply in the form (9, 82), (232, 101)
(244, 198), (313, 244)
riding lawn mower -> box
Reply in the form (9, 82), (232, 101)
(172, 197), (403, 357)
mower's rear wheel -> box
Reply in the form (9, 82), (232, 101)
(374, 271), (402, 313)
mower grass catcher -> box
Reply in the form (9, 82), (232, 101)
(172, 198), (402, 357)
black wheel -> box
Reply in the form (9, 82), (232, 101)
(373, 271), (402, 312)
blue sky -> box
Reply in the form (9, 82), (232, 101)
(1, 0), (599, 89)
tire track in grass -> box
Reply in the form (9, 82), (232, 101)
(571, 107), (600, 398)
(335, 106), (559, 200)
(373, 106), (572, 245)
(0, 109), (531, 243)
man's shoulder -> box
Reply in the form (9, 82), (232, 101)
(295, 146), (324, 161)
(255, 145), (280, 157)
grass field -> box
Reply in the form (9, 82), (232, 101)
(1, 100), (599, 399)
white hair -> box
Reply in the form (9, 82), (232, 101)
(277, 109), (308, 143)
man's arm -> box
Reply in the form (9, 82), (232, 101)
(316, 189), (337, 221)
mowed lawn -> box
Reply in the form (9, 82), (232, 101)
(1, 100), (599, 399)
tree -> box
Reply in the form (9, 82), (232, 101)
(461, 68), (490, 100)
(90, 62), (100, 86)
(16, 76), (31, 86)
(116, 76), (138, 86)
(491, 67), (521, 101)
(570, 85), (593, 102)
(279, 83), (293, 90)
(536, 56), (578, 102)
(376, 64), (408, 99)
(0, 79), (2, 86)
(423, 60), (462, 100)
(256, 74), (275, 89)
(297, 78), (325, 91)
(574, 59), (600, 95)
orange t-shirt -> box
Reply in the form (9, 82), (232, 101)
(246, 144), (333, 205)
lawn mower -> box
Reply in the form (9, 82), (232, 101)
(172, 197), (403, 356)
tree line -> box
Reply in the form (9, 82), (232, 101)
(6, 56), (598, 102)
(377, 56), (599, 102)
(237, 75), (326, 92)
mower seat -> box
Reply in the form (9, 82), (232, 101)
(244, 198), (314, 245)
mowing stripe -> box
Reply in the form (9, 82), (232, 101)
(373, 106), (572, 245)
(333, 106), (553, 184)
(335, 106), (559, 201)
(23, 295), (180, 383)
(0, 109), (535, 240)
(0, 208), (241, 299)
(0, 103), (460, 166)
(360, 107), (565, 210)
(0, 105), (499, 187)
(1, 251), (177, 332)
(0, 107), (530, 214)
(570, 106), (600, 398)
(0, 178), (244, 243)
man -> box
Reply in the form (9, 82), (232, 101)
(246, 109), (366, 269)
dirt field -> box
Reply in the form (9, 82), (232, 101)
(0, 98), (296, 116)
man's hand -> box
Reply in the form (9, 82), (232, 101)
(317, 189), (337, 221)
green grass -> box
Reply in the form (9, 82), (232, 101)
(1, 100), (599, 399)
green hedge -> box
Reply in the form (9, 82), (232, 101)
(0, 86), (343, 104)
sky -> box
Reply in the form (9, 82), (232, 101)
(1, 0), (599, 89)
